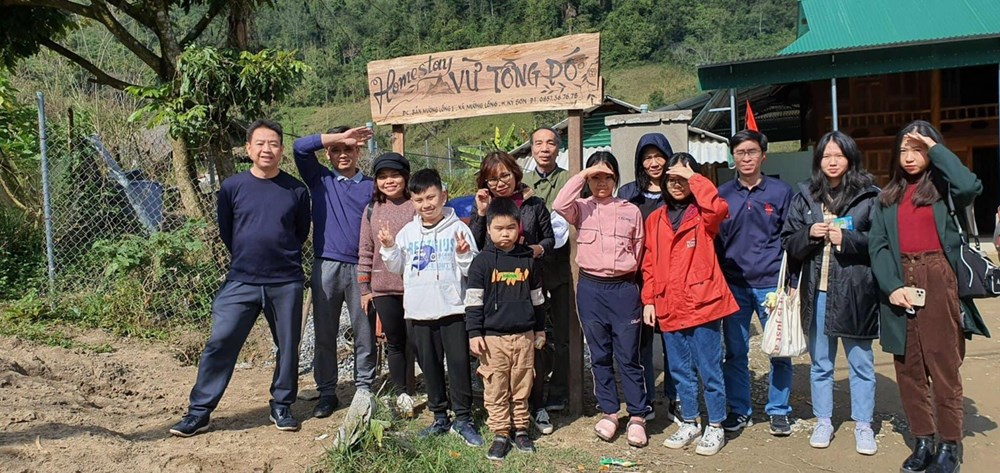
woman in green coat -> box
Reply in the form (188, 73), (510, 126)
(869, 120), (988, 473)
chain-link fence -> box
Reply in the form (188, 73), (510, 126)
(43, 127), (226, 332)
(38, 111), (482, 337)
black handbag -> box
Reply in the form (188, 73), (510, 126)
(946, 191), (1000, 298)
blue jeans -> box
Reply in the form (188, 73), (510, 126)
(664, 320), (727, 424)
(809, 291), (876, 422)
(641, 325), (677, 408)
(722, 284), (793, 416)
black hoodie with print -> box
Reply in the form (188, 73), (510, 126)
(464, 243), (546, 338)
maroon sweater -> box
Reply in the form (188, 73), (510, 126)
(898, 183), (942, 253)
(358, 197), (416, 296)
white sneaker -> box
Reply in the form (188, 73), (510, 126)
(695, 425), (726, 456)
(532, 408), (554, 435)
(663, 422), (701, 449)
(810, 422), (834, 448)
(396, 393), (414, 418)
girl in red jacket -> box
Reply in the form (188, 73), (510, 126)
(641, 153), (739, 456)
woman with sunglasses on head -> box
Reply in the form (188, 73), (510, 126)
(468, 151), (557, 435)
(869, 120), (989, 473)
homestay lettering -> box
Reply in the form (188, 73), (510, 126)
(371, 55), (586, 111)
(366, 33), (603, 125)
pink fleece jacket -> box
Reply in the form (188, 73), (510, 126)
(552, 174), (644, 277)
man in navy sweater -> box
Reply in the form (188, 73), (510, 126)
(715, 129), (795, 437)
(170, 119), (311, 437)
(293, 125), (375, 418)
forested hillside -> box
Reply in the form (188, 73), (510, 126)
(255, 0), (798, 106)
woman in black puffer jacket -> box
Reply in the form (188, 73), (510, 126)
(781, 130), (880, 455)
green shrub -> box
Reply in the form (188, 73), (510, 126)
(0, 210), (44, 300)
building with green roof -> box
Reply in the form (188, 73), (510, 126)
(696, 0), (1000, 232)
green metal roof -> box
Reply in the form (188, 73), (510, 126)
(782, 0), (1000, 55)
(698, 0), (1000, 90)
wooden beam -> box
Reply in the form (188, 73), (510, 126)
(566, 109), (584, 416)
(392, 124), (405, 154)
(931, 69), (942, 130)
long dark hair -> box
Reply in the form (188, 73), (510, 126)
(809, 131), (874, 214)
(581, 151), (620, 198)
(879, 120), (943, 207)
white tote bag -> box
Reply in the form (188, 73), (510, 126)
(760, 252), (808, 358)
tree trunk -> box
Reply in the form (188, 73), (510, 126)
(210, 133), (236, 182)
(171, 136), (205, 220)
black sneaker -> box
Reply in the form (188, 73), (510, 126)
(450, 419), (484, 447)
(769, 415), (792, 436)
(513, 430), (535, 453)
(169, 414), (210, 437)
(313, 396), (339, 418)
(721, 412), (752, 432)
(486, 435), (511, 461)
(419, 416), (452, 437)
(269, 405), (300, 431)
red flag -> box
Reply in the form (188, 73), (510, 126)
(745, 100), (759, 132)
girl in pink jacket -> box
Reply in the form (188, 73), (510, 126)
(553, 151), (647, 447)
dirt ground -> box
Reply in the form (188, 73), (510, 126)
(3, 298), (1000, 473)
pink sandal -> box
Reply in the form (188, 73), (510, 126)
(626, 416), (648, 448)
(594, 414), (618, 442)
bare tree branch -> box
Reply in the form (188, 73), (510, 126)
(180, 0), (227, 48)
(103, 0), (155, 29)
(0, 0), (92, 18)
(89, 0), (165, 77)
(39, 37), (138, 90)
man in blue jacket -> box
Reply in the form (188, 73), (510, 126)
(170, 119), (311, 436)
(715, 129), (795, 437)
(293, 125), (375, 418)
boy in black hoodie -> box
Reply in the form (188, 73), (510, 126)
(466, 198), (546, 461)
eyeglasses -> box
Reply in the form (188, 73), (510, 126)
(733, 149), (762, 158)
(486, 172), (513, 186)
(665, 179), (688, 187)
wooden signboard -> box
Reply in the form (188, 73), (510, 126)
(367, 33), (603, 125)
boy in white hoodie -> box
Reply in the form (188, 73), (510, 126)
(379, 169), (483, 447)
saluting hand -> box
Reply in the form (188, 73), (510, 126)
(665, 162), (696, 180)
(377, 222), (395, 248)
(905, 131), (937, 150)
(455, 231), (470, 254)
(337, 126), (374, 147)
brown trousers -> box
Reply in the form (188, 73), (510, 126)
(478, 332), (535, 435)
(894, 251), (966, 442)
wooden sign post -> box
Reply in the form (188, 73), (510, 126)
(367, 33), (602, 415)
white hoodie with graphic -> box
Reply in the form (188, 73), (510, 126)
(380, 207), (479, 321)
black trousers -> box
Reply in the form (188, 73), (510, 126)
(411, 314), (472, 422)
(188, 280), (303, 417)
(372, 295), (411, 395)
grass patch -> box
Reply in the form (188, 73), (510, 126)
(0, 296), (119, 353)
(320, 403), (597, 473)
(604, 63), (700, 108)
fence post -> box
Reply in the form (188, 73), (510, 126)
(36, 92), (56, 295)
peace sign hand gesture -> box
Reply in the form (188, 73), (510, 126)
(455, 231), (470, 255)
(377, 222), (395, 248)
